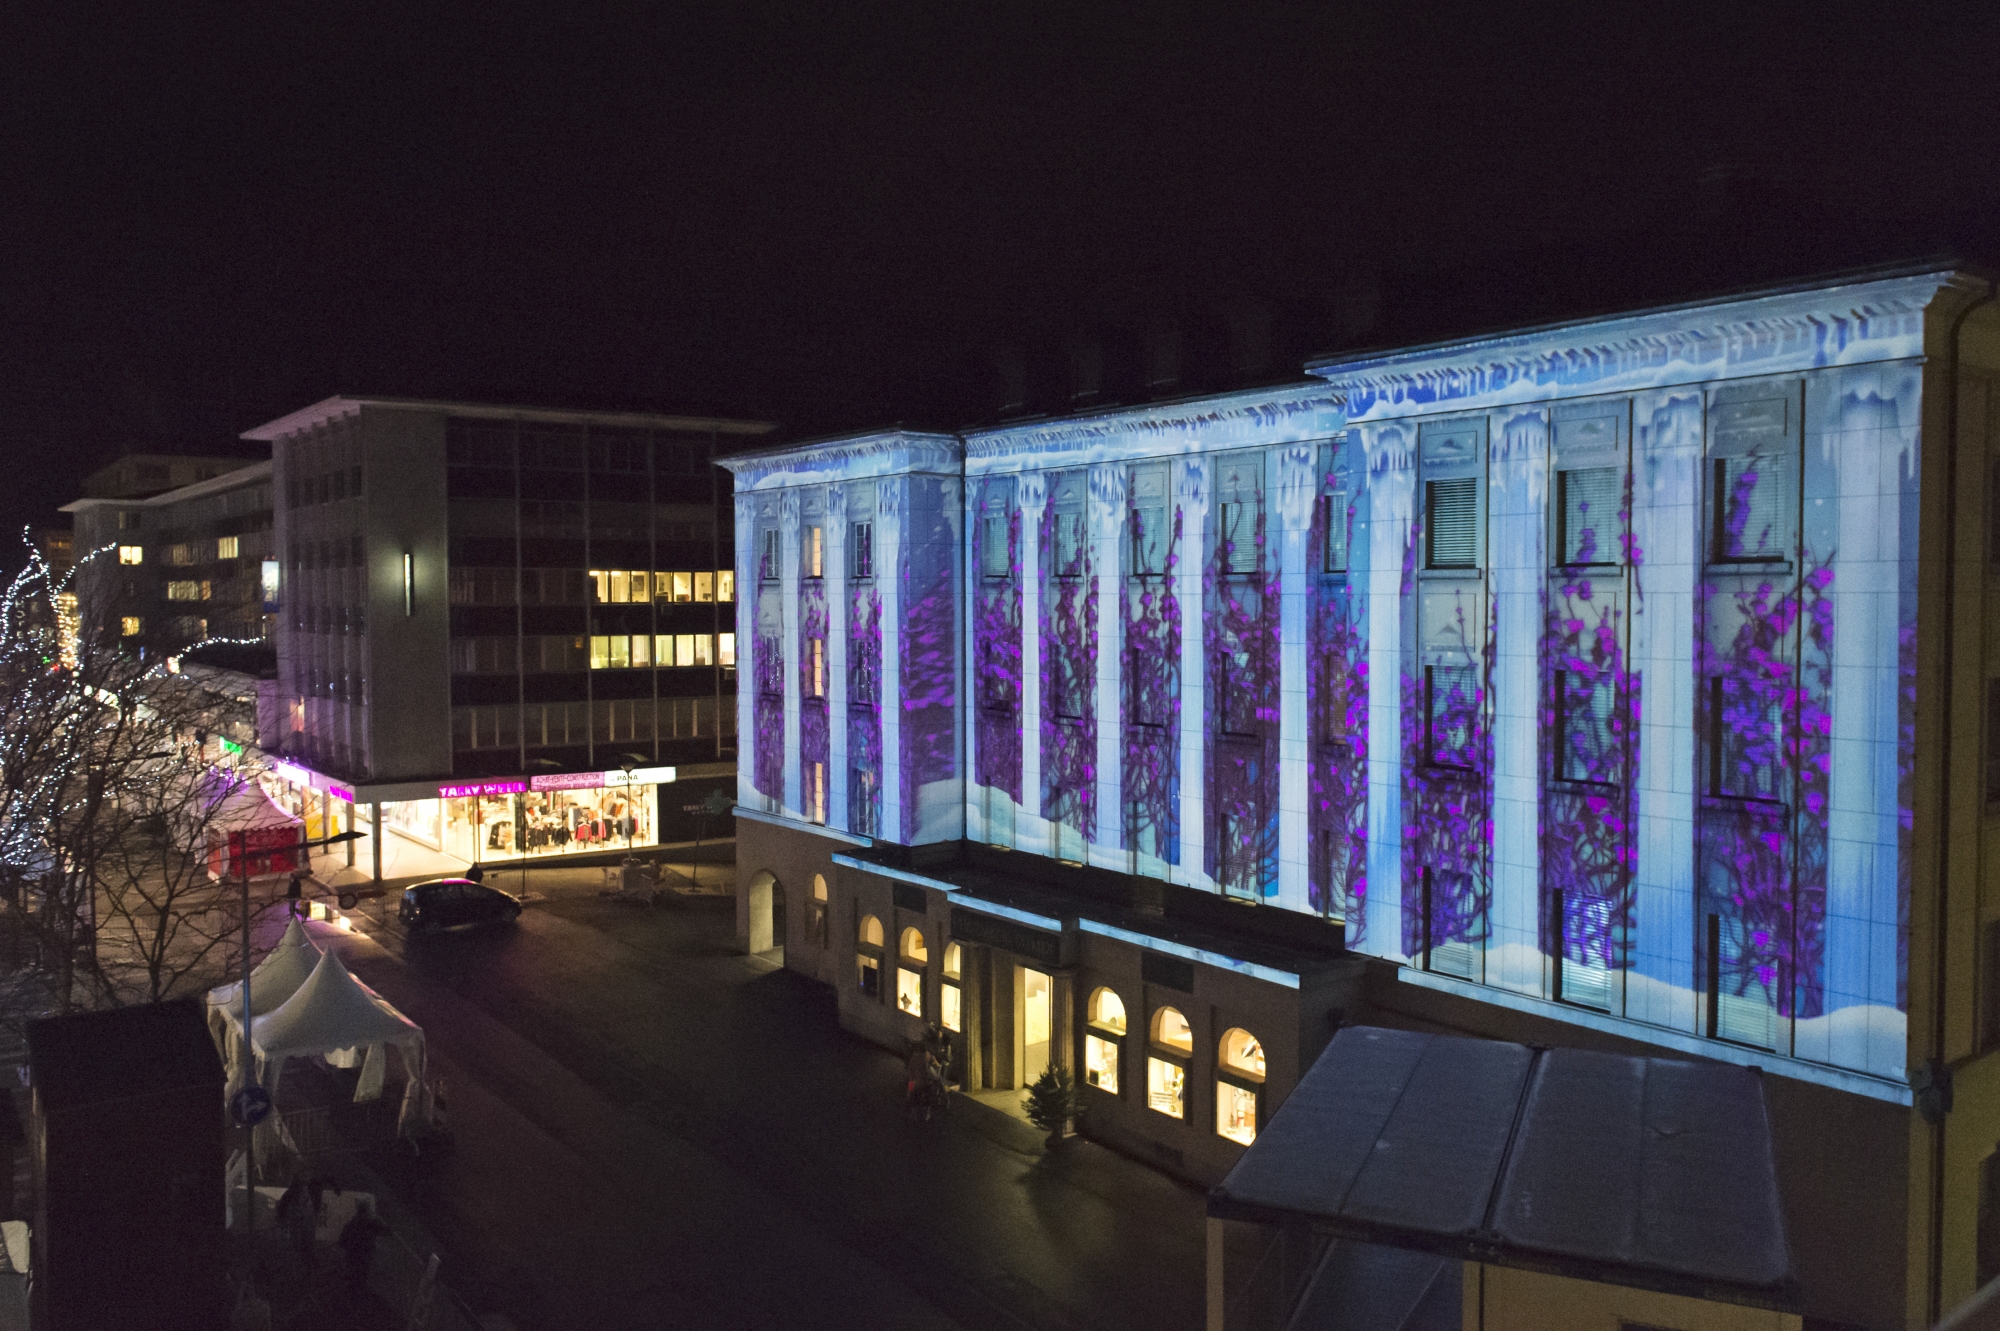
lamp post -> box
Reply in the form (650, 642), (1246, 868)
(620, 757), (638, 854)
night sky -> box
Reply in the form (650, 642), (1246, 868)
(4, 4), (1994, 552)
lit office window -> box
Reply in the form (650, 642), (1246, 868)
(804, 526), (823, 579)
(630, 634), (651, 667)
(673, 571), (693, 602)
(121, 616), (142, 636)
(718, 570), (734, 601)
(118, 545), (143, 565)
(217, 536), (240, 560)
(809, 639), (825, 696)
(719, 633), (736, 667)
(629, 570), (650, 600)
(694, 571), (714, 602)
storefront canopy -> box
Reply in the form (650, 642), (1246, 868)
(1208, 1025), (1797, 1311)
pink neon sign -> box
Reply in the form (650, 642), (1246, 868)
(437, 781), (526, 798)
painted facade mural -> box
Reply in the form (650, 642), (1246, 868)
(724, 274), (1960, 1085)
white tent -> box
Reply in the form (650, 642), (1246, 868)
(206, 918), (322, 1062)
(248, 948), (429, 1160)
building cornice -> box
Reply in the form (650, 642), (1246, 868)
(719, 430), (963, 491)
(963, 382), (1345, 475)
(242, 395), (776, 442)
(1309, 271), (1980, 423)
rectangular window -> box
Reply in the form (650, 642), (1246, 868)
(850, 522), (874, 580)
(809, 638), (825, 696)
(1426, 665), (1478, 769)
(694, 571), (714, 602)
(896, 967), (923, 1016)
(609, 570), (631, 604)
(1052, 475), (1087, 575)
(941, 981), (962, 1033)
(1216, 1082), (1258, 1145)
(857, 954), (880, 999)
(121, 616), (142, 636)
(1147, 1057), (1185, 1118)
(1085, 1034), (1120, 1093)
(1554, 669), (1617, 785)
(630, 634), (651, 668)
(671, 633), (692, 667)
(692, 634), (713, 667)
(118, 545), (143, 565)
(1710, 675), (1781, 801)
(719, 633), (736, 667)
(217, 535), (240, 560)
(1220, 501), (1259, 574)
(1131, 466), (1169, 575)
(670, 571), (691, 602)
(981, 514), (1010, 579)
(590, 636), (611, 670)
(1557, 467), (1620, 566)
(1322, 493), (1348, 573)
(809, 761), (827, 825)
(718, 570), (735, 601)
(166, 581), (201, 602)
(1711, 456), (1788, 563)
(804, 526), (824, 579)
(1426, 478), (1478, 568)
(761, 530), (780, 581)
(612, 635), (633, 669)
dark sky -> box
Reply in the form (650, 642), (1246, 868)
(3, 3), (1995, 547)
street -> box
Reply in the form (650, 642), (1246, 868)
(311, 862), (1213, 1331)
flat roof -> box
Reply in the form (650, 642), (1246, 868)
(241, 395), (777, 441)
(1209, 1025), (1797, 1311)
(60, 459), (272, 514)
(27, 999), (222, 1111)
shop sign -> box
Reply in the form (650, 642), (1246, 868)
(327, 783), (355, 803)
(271, 760), (313, 787)
(531, 771), (606, 792)
(603, 765), (675, 787)
(438, 780), (526, 798)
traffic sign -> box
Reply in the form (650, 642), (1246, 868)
(229, 1085), (273, 1127)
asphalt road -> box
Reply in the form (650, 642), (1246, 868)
(318, 870), (1213, 1331)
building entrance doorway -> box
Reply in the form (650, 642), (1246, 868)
(1020, 967), (1051, 1088)
(746, 870), (786, 961)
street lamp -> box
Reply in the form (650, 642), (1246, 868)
(619, 756), (639, 854)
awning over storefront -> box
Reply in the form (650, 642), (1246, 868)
(1208, 1025), (1797, 1311)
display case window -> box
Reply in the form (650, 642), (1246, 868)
(1216, 1081), (1258, 1144)
(858, 913), (884, 1000)
(897, 967), (924, 1017)
(1147, 1057), (1185, 1118)
(1085, 1034), (1120, 1094)
(858, 953), (881, 999)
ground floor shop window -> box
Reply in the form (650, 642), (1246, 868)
(897, 928), (928, 1016)
(858, 914), (884, 999)
(1085, 987), (1127, 1094)
(1147, 1057), (1185, 1118)
(940, 943), (962, 1032)
(1148, 1005), (1192, 1118)
(442, 785), (660, 863)
(1216, 1028), (1266, 1145)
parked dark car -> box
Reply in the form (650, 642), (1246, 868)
(398, 878), (522, 931)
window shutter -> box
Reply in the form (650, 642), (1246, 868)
(1426, 478), (1478, 569)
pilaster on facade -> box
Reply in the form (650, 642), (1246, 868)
(1089, 463), (1125, 872)
(734, 492), (759, 811)
(826, 484), (850, 835)
(1016, 471), (1048, 854)
(877, 476), (904, 840)
(1274, 442), (1317, 912)
(780, 487), (803, 820)
(1176, 456), (1210, 892)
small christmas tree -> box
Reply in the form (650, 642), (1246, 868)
(1024, 1064), (1082, 1147)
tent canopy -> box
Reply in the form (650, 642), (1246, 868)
(204, 778), (301, 833)
(208, 919), (320, 1022)
(251, 948), (419, 1063)
(1209, 1025), (1797, 1312)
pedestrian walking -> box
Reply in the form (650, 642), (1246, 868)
(274, 1173), (316, 1265)
(337, 1199), (386, 1300)
(285, 872), (305, 919)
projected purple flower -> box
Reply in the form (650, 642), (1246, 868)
(1205, 485), (1279, 897)
(799, 579), (829, 800)
(1041, 492), (1097, 845)
(752, 589), (785, 801)
(848, 576), (883, 835)
(973, 500), (1023, 804)
(899, 500), (958, 843)
(1124, 505), (1180, 863)
(1308, 486), (1368, 932)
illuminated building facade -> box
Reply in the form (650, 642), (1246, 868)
(236, 396), (771, 873)
(728, 268), (2000, 1328)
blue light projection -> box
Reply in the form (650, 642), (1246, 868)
(725, 274), (1961, 1083)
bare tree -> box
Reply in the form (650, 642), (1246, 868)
(0, 538), (285, 1034)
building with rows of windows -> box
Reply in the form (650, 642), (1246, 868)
(725, 267), (2000, 1330)
(233, 396), (770, 873)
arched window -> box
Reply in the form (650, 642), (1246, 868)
(808, 873), (829, 947)
(1147, 1006), (1191, 1119)
(856, 914), (884, 1000)
(1216, 1027), (1265, 1145)
(1083, 987), (1126, 1094)
(940, 942), (964, 1033)
(896, 928), (927, 1017)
